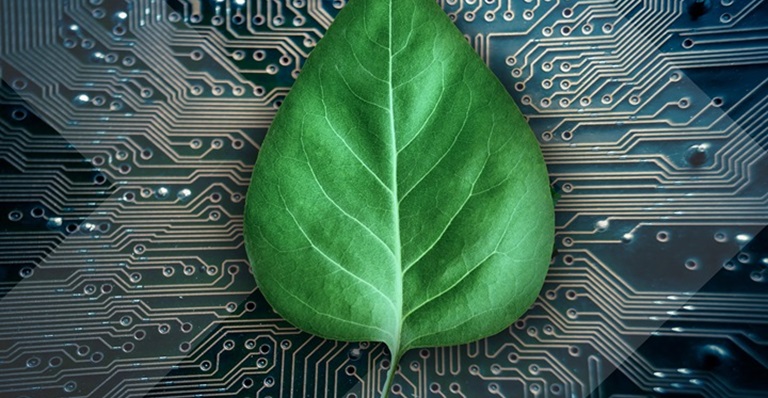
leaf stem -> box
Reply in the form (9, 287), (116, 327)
(382, 347), (403, 398)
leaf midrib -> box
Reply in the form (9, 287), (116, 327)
(386, 0), (404, 356)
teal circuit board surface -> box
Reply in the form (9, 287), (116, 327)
(1, 0), (768, 397)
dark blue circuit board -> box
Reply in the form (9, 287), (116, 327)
(1, 0), (767, 397)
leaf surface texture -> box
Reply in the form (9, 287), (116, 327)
(244, 0), (554, 393)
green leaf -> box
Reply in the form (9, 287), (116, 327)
(243, 0), (554, 395)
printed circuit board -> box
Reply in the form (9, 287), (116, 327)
(1, 0), (767, 397)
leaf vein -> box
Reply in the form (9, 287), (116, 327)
(401, 155), (487, 274)
(402, 304), (503, 349)
(402, 251), (498, 322)
(299, 132), (397, 257)
(317, 67), (393, 193)
(398, 70), (474, 203)
(396, 63), (446, 154)
(343, 29), (388, 83)
(335, 64), (389, 112)
(278, 189), (398, 315)
(270, 275), (395, 341)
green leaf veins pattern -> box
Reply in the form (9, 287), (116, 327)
(243, 0), (554, 395)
